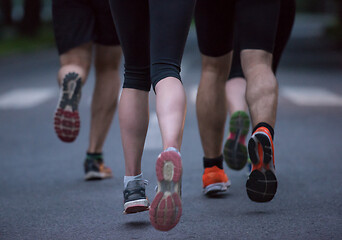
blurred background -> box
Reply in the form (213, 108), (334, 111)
(0, 1), (341, 239)
(0, 0), (341, 56)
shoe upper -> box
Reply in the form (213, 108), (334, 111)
(202, 166), (229, 188)
(123, 180), (147, 204)
(84, 156), (112, 174)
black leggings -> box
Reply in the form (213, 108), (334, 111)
(109, 0), (196, 92)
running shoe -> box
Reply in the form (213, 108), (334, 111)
(84, 154), (113, 181)
(123, 180), (150, 214)
(202, 166), (231, 195)
(246, 127), (277, 202)
(149, 150), (182, 231)
(246, 157), (252, 176)
(223, 111), (250, 170)
(54, 72), (82, 142)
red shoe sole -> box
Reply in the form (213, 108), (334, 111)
(149, 151), (182, 231)
(54, 108), (80, 142)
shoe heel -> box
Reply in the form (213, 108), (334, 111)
(150, 151), (182, 231)
(255, 133), (272, 166)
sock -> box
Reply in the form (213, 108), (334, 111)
(164, 147), (181, 156)
(86, 152), (103, 162)
(203, 155), (224, 169)
(253, 122), (274, 140)
(86, 152), (102, 158)
(124, 173), (143, 188)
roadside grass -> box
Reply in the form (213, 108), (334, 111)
(0, 23), (55, 57)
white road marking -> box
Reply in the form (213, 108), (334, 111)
(0, 88), (56, 109)
(281, 87), (342, 107)
(144, 112), (162, 150)
(189, 84), (342, 107)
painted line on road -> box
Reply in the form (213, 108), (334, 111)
(189, 84), (342, 107)
(0, 88), (56, 110)
(281, 87), (342, 107)
(144, 112), (162, 150)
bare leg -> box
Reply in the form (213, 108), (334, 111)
(223, 76), (250, 170)
(58, 43), (92, 85)
(54, 43), (92, 142)
(242, 49), (278, 203)
(196, 53), (232, 158)
(241, 49), (278, 128)
(119, 89), (149, 176)
(155, 77), (186, 150)
(225, 77), (248, 115)
(87, 45), (122, 153)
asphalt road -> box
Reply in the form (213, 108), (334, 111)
(1, 16), (342, 239)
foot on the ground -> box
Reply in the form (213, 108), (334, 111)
(84, 153), (112, 181)
(123, 179), (150, 214)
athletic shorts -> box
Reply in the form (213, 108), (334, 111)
(229, 0), (296, 79)
(52, 0), (120, 55)
(195, 0), (281, 59)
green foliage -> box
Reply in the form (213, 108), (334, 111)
(0, 23), (55, 57)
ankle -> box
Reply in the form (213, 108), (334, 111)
(253, 122), (274, 140)
(203, 155), (224, 169)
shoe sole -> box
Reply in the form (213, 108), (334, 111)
(124, 199), (150, 214)
(223, 111), (250, 170)
(84, 171), (112, 181)
(149, 151), (182, 231)
(54, 73), (81, 143)
(203, 181), (231, 195)
(246, 132), (277, 202)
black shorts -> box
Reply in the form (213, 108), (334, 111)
(52, 0), (120, 55)
(229, 0), (296, 79)
(195, 0), (281, 57)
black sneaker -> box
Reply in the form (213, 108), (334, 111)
(123, 180), (149, 214)
(84, 154), (112, 181)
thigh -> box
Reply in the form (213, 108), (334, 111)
(52, 0), (95, 55)
(94, 44), (122, 71)
(236, 0), (281, 53)
(229, 21), (244, 80)
(195, 0), (235, 57)
(109, 0), (150, 91)
(59, 42), (92, 69)
(149, 0), (196, 69)
(91, 0), (120, 47)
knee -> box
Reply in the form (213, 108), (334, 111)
(241, 49), (273, 75)
(123, 65), (151, 92)
(201, 53), (231, 80)
(95, 46), (122, 72)
(151, 62), (181, 91)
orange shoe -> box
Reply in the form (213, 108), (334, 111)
(246, 127), (277, 202)
(203, 166), (231, 195)
(84, 154), (113, 181)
